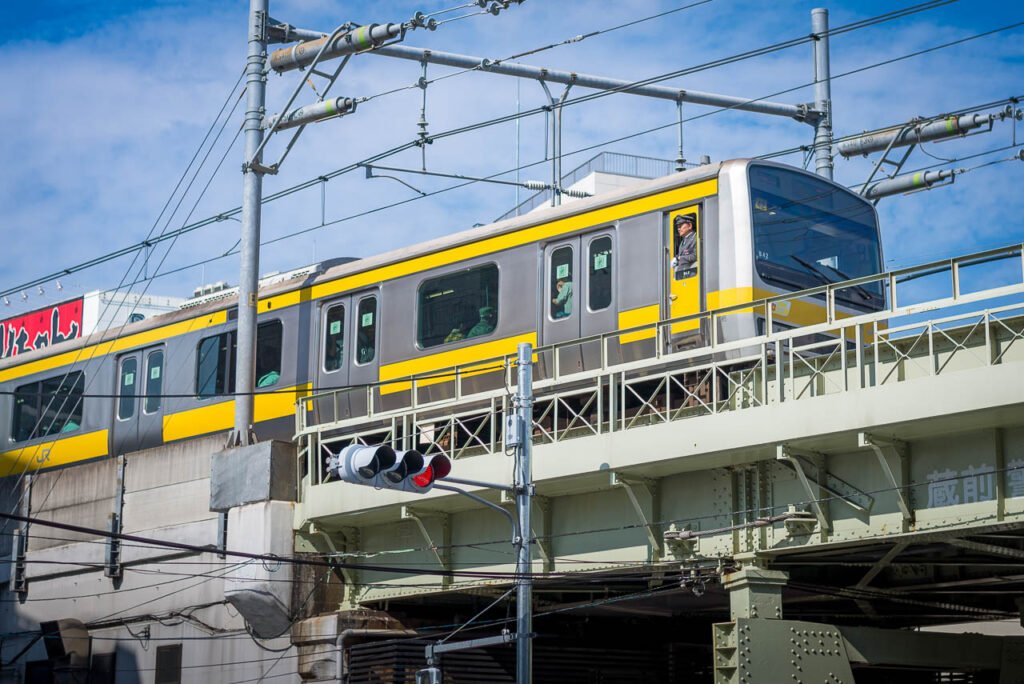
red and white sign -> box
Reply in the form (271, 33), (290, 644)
(1, 298), (84, 361)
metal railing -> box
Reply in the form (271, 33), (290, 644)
(296, 243), (1024, 490)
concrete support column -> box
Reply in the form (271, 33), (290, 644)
(722, 564), (788, 621)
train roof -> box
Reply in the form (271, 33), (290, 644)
(1, 159), (752, 371)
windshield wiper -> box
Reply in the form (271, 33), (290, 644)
(816, 262), (874, 302)
(789, 254), (832, 287)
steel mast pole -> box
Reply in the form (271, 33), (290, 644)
(811, 8), (834, 180)
(514, 343), (534, 684)
(233, 0), (269, 445)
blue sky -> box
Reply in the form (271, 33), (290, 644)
(1, 0), (1022, 314)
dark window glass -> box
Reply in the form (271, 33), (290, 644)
(196, 322), (280, 397)
(12, 372), (84, 442)
(750, 165), (883, 309)
(196, 333), (231, 399)
(145, 350), (164, 414)
(12, 383), (40, 443)
(256, 321), (283, 388)
(117, 357), (138, 420)
(356, 297), (377, 365)
(154, 644), (182, 684)
(417, 264), (499, 349)
(549, 246), (573, 319)
(588, 236), (613, 311)
(324, 304), (345, 372)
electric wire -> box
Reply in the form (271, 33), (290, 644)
(62, 24), (1024, 305)
(0, 75), (250, 535)
(0, 0), (972, 302)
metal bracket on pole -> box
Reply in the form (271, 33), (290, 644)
(776, 446), (829, 534)
(859, 433), (913, 525)
(776, 446), (873, 515)
(611, 472), (663, 561)
(538, 80), (573, 207)
(401, 506), (452, 586)
(500, 490), (552, 572)
(105, 455), (127, 580)
(9, 473), (32, 597)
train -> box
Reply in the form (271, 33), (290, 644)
(0, 159), (884, 475)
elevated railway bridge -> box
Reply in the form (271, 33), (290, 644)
(293, 243), (1024, 682)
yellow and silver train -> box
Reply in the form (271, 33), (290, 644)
(0, 159), (883, 474)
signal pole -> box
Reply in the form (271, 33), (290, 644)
(233, 0), (269, 445)
(514, 342), (534, 684)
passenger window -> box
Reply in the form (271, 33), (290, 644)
(324, 304), (345, 372)
(12, 372), (84, 442)
(549, 246), (573, 320)
(145, 350), (164, 414)
(196, 333), (231, 399)
(118, 358), (138, 420)
(418, 264), (499, 349)
(356, 297), (377, 365)
(256, 321), (283, 388)
(588, 236), (613, 311)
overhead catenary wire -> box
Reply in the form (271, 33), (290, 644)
(0, 0), (974, 303)
(45, 20), (1024, 305)
(0, 74), (251, 536)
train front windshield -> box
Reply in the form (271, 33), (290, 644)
(750, 165), (883, 310)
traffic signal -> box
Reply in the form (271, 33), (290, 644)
(326, 444), (451, 494)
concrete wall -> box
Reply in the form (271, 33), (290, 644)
(0, 435), (299, 683)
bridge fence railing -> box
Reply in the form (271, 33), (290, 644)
(295, 242), (1024, 491)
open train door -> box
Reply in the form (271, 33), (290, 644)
(665, 204), (704, 350)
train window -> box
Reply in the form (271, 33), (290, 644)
(12, 372), (84, 442)
(588, 236), (613, 311)
(117, 358), (138, 420)
(356, 297), (377, 365)
(144, 350), (164, 414)
(196, 321), (282, 398)
(549, 246), (573, 319)
(255, 321), (283, 388)
(418, 264), (499, 349)
(196, 332), (232, 399)
(749, 165), (883, 309)
(324, 304), (345, 372)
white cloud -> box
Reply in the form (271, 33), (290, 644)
(1, 0), (1022, 313)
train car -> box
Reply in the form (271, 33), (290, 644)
(0, 159), (883, 475)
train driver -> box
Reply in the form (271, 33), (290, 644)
(672, 213), (697, 279)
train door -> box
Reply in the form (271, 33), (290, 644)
(315, 290), (380, 422)
(541, 230), (617, 374)
(112, 345), (165, 455)
(665, 204), (703, 342)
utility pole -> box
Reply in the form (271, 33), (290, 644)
(232, 0), (269, 445)
(811, 7), (834, 180)
(514, 342), (534, 684)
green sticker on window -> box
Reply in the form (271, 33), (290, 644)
(330, 320), (341, 335)
(593, 253), (607, 270)
(150, 366), (161, 380)
(124, 372), (135, 386)
(361, 312), (374, 327)
(556, 263), (569, 279)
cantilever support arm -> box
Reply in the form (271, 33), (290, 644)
(859, 433), (913, 524)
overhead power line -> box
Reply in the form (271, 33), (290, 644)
(0, 0), (968, 300)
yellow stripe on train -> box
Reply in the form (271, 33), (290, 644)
(162, 384), (312, 443)
(0, 430), (109, 476)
